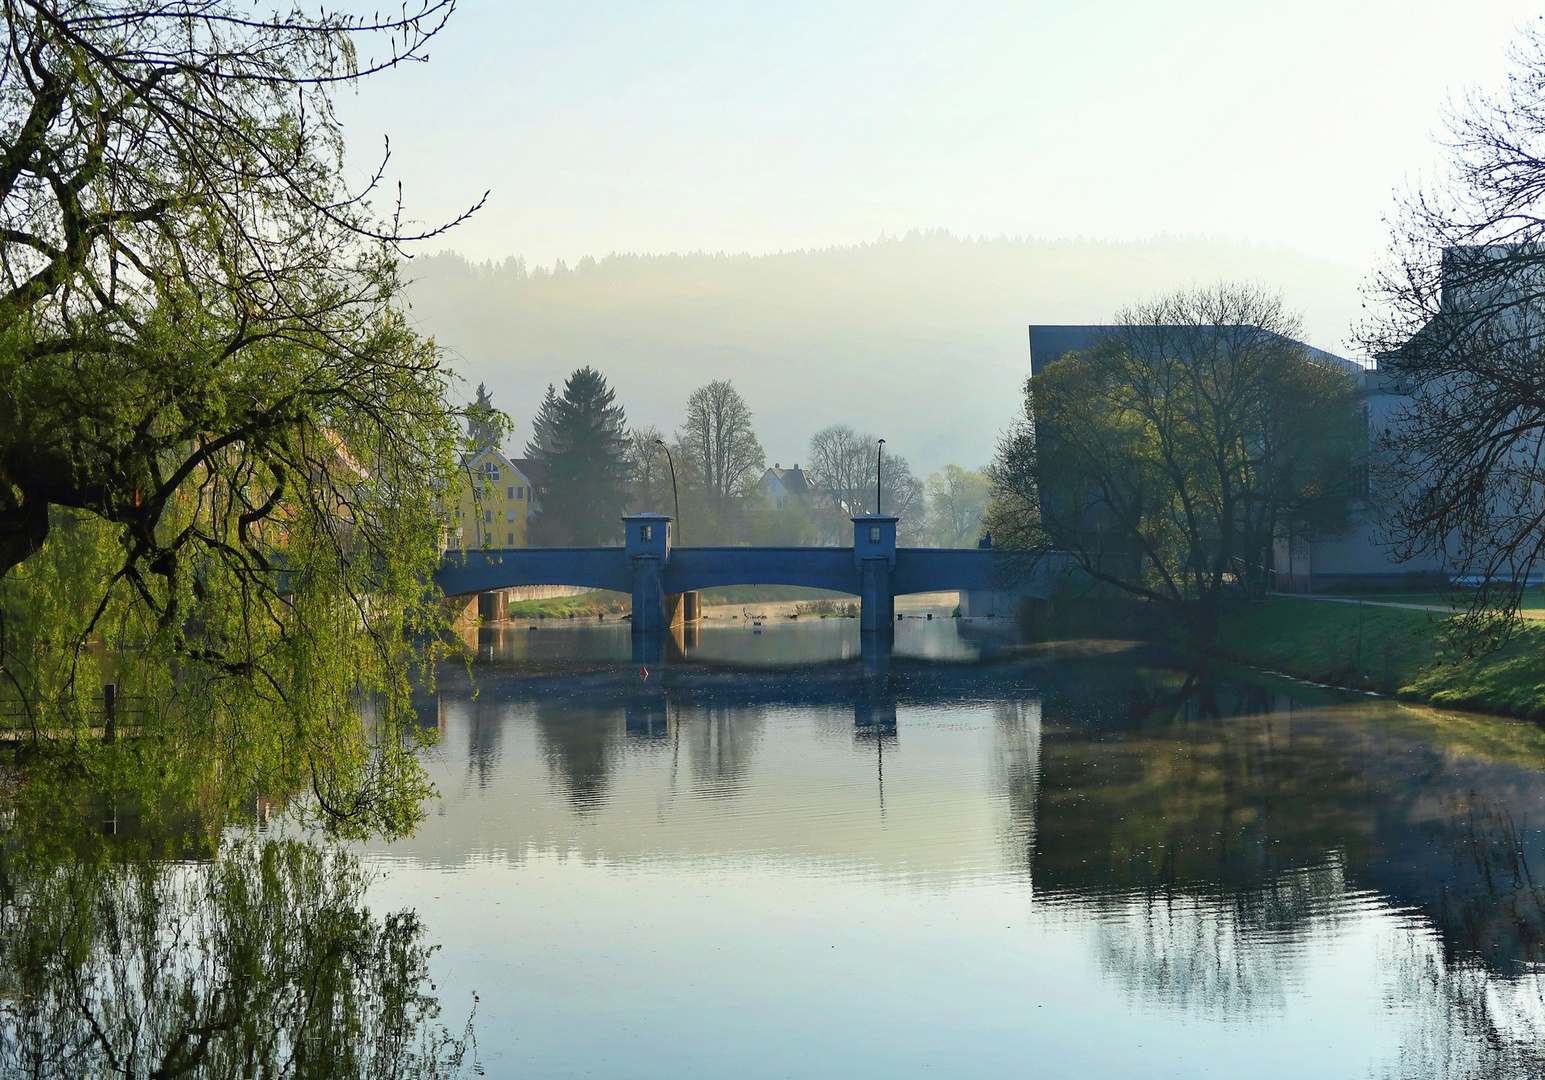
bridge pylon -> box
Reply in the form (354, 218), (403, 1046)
(623, 514), (674, 633)
(852, 515), (898, 634)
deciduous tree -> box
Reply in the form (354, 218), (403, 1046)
(0, 1), (478, 833)
(1362, 25), (1545, 630)
(678, 380), (765, 513)
(990, 283), (1362, 642)
(924, 465), (990, 546)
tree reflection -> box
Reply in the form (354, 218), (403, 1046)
(0, 837), (472, 1079)
(1065, 862), (1347, 1020)
(533, 705), (623, 810)
(680, 706), (765, 796)
(1024, 659), (1545, 1066)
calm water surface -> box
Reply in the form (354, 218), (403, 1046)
(369, 617), (1545, 1078)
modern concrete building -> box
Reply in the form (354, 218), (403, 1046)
(1026, 323), (1444, 593)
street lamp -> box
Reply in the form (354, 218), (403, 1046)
(655, 438), (681, 543)
(875, 438), (885, 516)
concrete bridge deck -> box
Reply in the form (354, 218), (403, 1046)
(435, 514), (1057, 635)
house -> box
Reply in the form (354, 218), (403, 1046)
(449, 446), (538, 550)
(763, 464), (816, 510)
(1026, 323), (1444, 593)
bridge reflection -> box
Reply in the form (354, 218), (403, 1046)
(420, 642), (1545, 1001)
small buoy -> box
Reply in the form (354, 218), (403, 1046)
(926, 612), (933, 620)
(640, 665), (650, 681)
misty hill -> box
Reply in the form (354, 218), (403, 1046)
(404, 231), (1365, 477)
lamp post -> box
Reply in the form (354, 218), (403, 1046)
(655, 438), (681, 543)
(875, 438), (885, 516)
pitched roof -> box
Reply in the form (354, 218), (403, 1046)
(462, 446), (537, 485)
(766, 465), (814, 501)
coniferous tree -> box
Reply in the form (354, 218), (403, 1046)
(525, 384), (561, 459)
(528, 368), (631, 544)
(467, 383), (501, 452)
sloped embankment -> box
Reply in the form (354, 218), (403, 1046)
(1213, 598), (1545, 720)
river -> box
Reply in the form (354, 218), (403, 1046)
(352, 615), (1545, 1078)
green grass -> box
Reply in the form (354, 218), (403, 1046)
(697, 585), (852, 606)
(1215, 598), (1545, 719)
(504, 591), (631, 618)
(500, 584), (854, 620)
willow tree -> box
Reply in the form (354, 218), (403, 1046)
(0, 2), (481, 835)
(988, 284), (1362, 642)
(0, 837), (472, 1079)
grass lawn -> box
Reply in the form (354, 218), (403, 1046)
(1215, 597), (1545, 719)
(501, 584), (854, 620)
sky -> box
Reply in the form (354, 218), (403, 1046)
(335, 0), (1543, 274)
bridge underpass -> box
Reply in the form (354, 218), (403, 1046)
(435, 514), (1058, 637)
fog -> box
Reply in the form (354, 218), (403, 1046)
(405, 231), (1361, 475)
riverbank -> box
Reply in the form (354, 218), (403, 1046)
(1213, 597), (1545, 719)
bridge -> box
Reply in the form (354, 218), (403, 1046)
(435, 514), (1058, 635)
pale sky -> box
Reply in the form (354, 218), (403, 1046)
(335, 0), (1541, 274)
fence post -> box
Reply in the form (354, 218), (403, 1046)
(103, 682), (116, 743)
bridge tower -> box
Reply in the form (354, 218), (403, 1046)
(852, 515), (898, 634)
(623, 514), (673, 632)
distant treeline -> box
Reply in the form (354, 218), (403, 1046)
(478, 368), (987, 547)
(407, 230), (1361, 480)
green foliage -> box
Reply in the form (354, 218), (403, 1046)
(0, 3), (472, 839)
(989, 283), (1363, 642)
(0, 836), (472, 1079)
(1215, 598), (1545, 720)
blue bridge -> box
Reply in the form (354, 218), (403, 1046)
(435, 514), (1055, 635)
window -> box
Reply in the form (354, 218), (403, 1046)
(505, 509), (515, 523)
(507, 485), (514, 499)
(454, 507), (461, 519)
(640, 524), (653, 542)
(484, 509), (493, 524)
(516, 486), (525, 500)
(507, 531), (515, 545)
(869, 525), (881, 543)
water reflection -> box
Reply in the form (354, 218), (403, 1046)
(0, 837), (471, 1079)
(401, 624), (1545, 1075)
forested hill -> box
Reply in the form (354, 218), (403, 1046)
(403, 232), (1364, 476)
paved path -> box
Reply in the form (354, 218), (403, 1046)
(1267, 592), (1545, 619)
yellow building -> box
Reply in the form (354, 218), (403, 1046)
(448, 447), (537, 550)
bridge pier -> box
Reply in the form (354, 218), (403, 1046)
(853, 515), (898, 634)
(434, 514), (1061, 640)
(665, 590), (701, 629)
(625, 514), (674, 634)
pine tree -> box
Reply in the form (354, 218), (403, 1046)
(467, 383), (501, 451)
(525, 384), (560, 459)
(528, 368), (631, 544)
